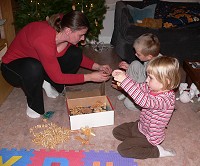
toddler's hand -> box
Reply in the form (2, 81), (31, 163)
(119, 61), (129, 70)
(112, 69), (126, 83)
(111, 81), (123, 90)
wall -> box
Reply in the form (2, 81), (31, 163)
(99, 0), (200, 44)
(98, 0), (118, 44)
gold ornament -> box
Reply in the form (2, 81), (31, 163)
(89, 3), (93, 12)
(72, 4), (76, 10)
(81, 0), (84, 13)
(95, 19), (98, 26)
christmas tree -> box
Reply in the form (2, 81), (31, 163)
(14, 0), (107, 42)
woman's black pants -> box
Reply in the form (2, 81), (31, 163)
(1, 45), (82, 114)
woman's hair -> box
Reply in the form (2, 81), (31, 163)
(133, 33), (160, 57)
(48, 11), (90, 32)
(146, 56), (181, 90)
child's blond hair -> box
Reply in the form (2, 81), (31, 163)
(133, 33), (160, 57)
(146, 56), (181, 90)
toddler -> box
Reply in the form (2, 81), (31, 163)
(112, 56), (181, 159)
(116, 33), (161, 111)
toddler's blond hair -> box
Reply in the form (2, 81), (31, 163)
(133, 33), (160, 57)
(146, 56), (181, 90)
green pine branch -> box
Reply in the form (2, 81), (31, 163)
(14, 0), (107, 42)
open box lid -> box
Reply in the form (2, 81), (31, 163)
(66, 82), (105, 99)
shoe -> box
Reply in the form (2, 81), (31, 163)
(123, 97), (139, 111)
(117, 94), (126, 101)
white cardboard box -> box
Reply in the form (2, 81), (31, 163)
(66, 83), (114, 130)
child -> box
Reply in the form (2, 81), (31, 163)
(112, 56), (181, 159)
(116, 33), (161, 111)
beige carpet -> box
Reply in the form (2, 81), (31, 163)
(0, 45), (200, 166)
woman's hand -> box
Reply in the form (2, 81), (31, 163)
(84, 71), (111, 82)
(98, 65), (112, 75)
(112, 69), (126, 83)
(92, 63), (112, 75)
(119, 61), (129, 70)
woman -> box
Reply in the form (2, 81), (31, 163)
(1, 11), (112, 118)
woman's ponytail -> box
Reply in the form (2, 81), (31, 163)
(47, 14), (62, 32)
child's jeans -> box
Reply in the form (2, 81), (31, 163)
(112, 120), (160, 159)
